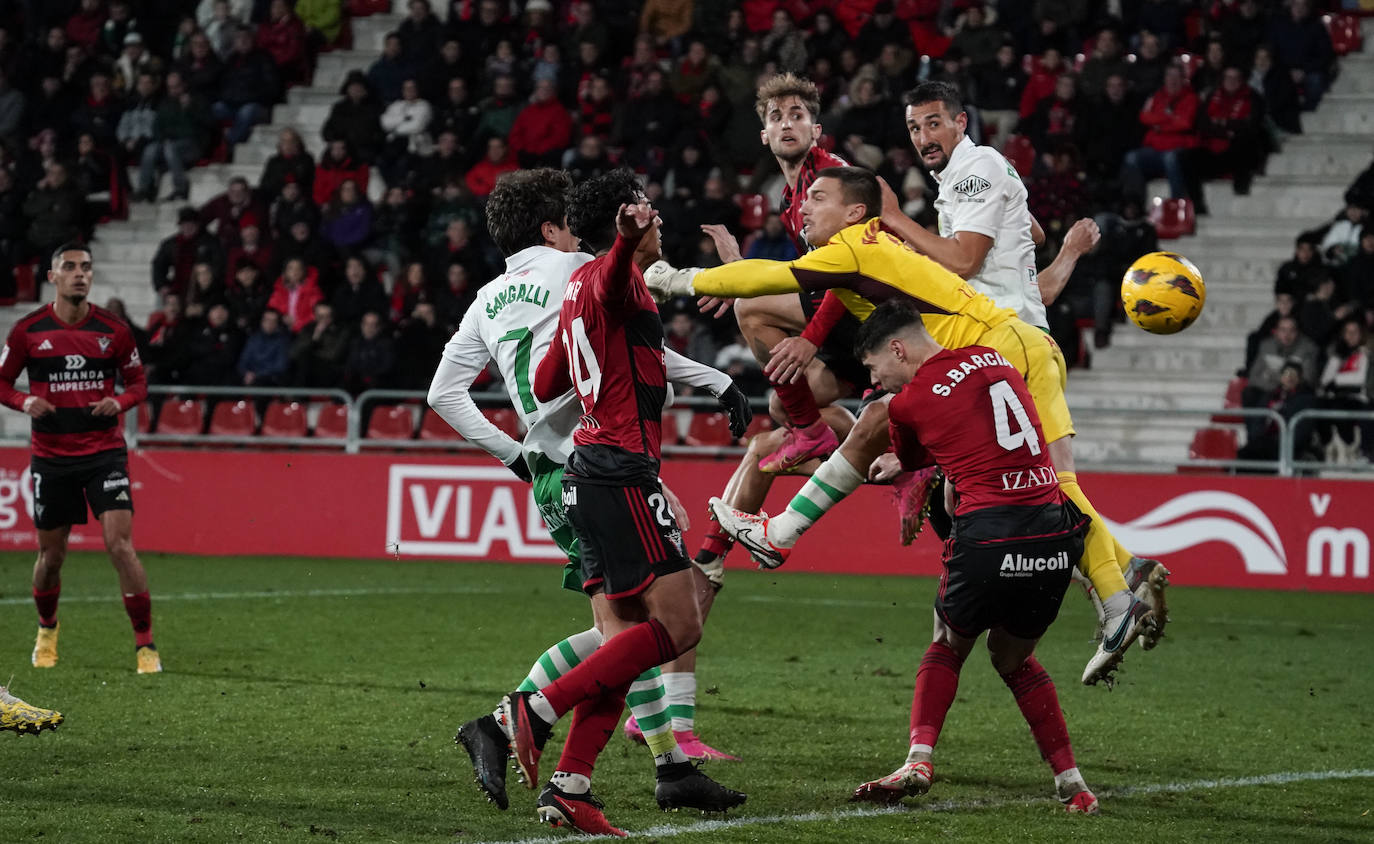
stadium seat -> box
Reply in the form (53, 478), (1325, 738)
(261, 401), (309, 438)
(1148, 197), (1195, 239)
(1189, 427), (1238, 461)
(208, 400), (256, 437)
(419, 408), (461, 441)
(1212, 376), (1248, 424)
(313, 403), (350, 439)
(14, 263), (35, 301)
(155, 399), (205, 435)
(742, 414), (775, 443)
(1003, 135), (1035, 178)
(685, 412), (734, 447)
(1326, 14), (1363, 56)
(660, 412), (681, 445)
(482, 408), (523, 439)
(135, 404), (153, 433)
(736, 193), (769, 231)
(366, 404), (416, 440)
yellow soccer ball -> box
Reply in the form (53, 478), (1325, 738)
(1120, 251), (1207, 334)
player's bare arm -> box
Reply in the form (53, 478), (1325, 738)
(1037, 218), (1102, 306)
(877, 175), (994, 278)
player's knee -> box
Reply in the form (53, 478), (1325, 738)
(990, 650), (1029, 677)
(38, 544), (67, 569)
(766, 393), (785, 425)
(659, 610), (702, 656)
(105, 534), (136, 563)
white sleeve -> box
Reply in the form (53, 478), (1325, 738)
(946, 154), (1012, 240)
(426, 308), (523, 466)
(665, 347), (732, 395)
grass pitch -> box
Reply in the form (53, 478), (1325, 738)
(1, 552), (1371, 843)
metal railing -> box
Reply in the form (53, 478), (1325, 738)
(1283, 408), (1374, 475)
(128, 385), (355, 451)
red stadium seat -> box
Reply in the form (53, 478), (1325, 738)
(155, 399), (204, 435)
(1212, 376), (1248, 424)
(1326, 14), (1363, 56)
(482, 408), (523, 439)
(736, 193), (769, 231)
(15, 263), (36, 301)
(208, 400), (256, 437)
(1148, 197), (1196, 239)
(419, 408), (461, 441)
(261, 401), (308, 438)
(1002, 135), (1035, 178)
(1189, 427), (1238, 461)
(366, 404), (415, 440)
(313, 403), (350, 439)
(135, 403), (153, 433)
(685, 412), (734, 447)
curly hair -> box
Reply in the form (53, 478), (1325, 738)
(567, 169), (644, 253)
(754, 73), (821, 124)
(485, 168), (573, 257)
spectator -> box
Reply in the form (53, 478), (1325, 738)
(837, 75), (896, 156)
(25, 76), (72, 140)
(745, 213), (799, 261)
(66, 0), (107, 51)
(332, 255), (389, 326)
(367, 33), (413, 104)
(1028, 146), (1088, 241)
(472, 73), (521, 145)
(1195, 66), (1265, 197)
(0, 169), (21, 297)
(566, 133), (612, 183)
(451, 0), (513, 62)
(1127, 30), (1168, 97)
(1069, 198), (1158, 349)
(214, 26), (278, 148)
(113, 32), (160, 94)
(270, 180), (318, 242)
(1237, 360), (1318, 465)
(379, 77), (433, 183)
(297, 0), (342, 55)
(225, 260), (270, 330)
(343, 310), (394, 394)
(975, 42), (1027, 150)
(313, 139), (369, 207)
(137, 70), (211, 203)
(483, 38), (517, 79)
(663, 310), (716, 364)
(762, 9), (807, 74)
(409, 129), (466, 194)
(1250, 44), (1302, 136)
(267, 257), (325, 331)
(1082, 73), (1143, 182)
(425, 218), (482, 285)
(320, 179), (373, 251)
(1246, 315), (1319, 400)
(152, 206), (223, 297)
(276, 219), (336, 284)
(1191, 36), (1228, 102)
(200, 176), (265, 248)
(256, 0), (307, 85)
(1320, 202), (1369, 267)
(237, 308), (291, 385)
(1019, 46), (1064, 120)
(1078, 27), (1128, 99)
(116, 72), (161, 163)
(464, 136), (516, 198)
(1220, 0), (1268, 68)
(1342, 227), (1374, 313)
(948, 4), (1001, 70)
(322, 72), (384, 162)
(290, 301), (349, 386)
(398, 0), (442, 65)
(200, 0), (244, 57)
(183, 302), (243, 385)
(855, 1), (907, 57)
(1344, 158), (1374, 213)
(431, 77), (479, 151)
(506, 78), (571, 169)
(389, 261), (430, 321)
(16, 129), (63, 194)
(145, 293), (192, 383)
(1120, 64), (1198, 203)
(259, 127), (314, 201)
(22, 161), (85, 261)
(1245, 291), (1299, 370)
(664, 142), (711, 201)
(174, 32), (223, 103)
(104, 295), (151, 356)
(615, 69), (680, 169)
(1268, 0), (1333, 111)
(1020, 73), (1086, 157)
(99, 0), (139, 59)
(639, 0), (692, 48)
(72, 131), (117, 223)
(366, 186), (422, 273)
(394, 300), (448, 387)
(1298, 275), (1352, 347)
(1275, 234), (1327, 298)
(225, 214), (274, 278)
(577, 72), (615, 143)
(0, 69), (23, 148)
(184, 260), (224, 318)
(1317, 318), (1372, 456)
(433, 263), (473, 329)
(71, 72), (122, 151)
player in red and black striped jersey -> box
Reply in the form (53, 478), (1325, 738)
(0, 244), (162, 674)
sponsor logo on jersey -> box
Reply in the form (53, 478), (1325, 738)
(36, 339), (53, 351)
(1000, 550), (1071, 574)
(952, 175), (991, 197)
(65, 355), (86, 369)
(1000, 466), (1057, 491)
(103, 475), (130, 491)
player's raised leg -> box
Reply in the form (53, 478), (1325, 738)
(0, 684), (63, 734)
(31, 527), (68, 668)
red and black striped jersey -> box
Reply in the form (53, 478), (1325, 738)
(779, 145), (849, 255)
(535, 232), (667, 483)
(0, 304), (147, 459)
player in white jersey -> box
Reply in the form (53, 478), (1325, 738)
(430, 170), (748, 821)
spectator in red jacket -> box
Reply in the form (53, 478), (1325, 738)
(1120, 63), (1198, 203)
(507, 79), (572, 168)
(313, 139), (369, 207)
(66, 0), (107, 51)
(1196, 66), (1265, 196)
(256, 0), (307, 85)
(266, 257), (325, 331)
(225, 214), (275, 279)
(200, 176), (267, 249)
(1019, 46), (1065, 119)
(464, 136), (517, 198)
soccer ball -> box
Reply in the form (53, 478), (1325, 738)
(1120, 251), (1207, 334)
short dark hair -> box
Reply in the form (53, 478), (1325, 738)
(903, 80), (964, 118)
(814, 166), (881, 221)
(485, 168), (573, 257)
(854, 300), (924, 359)
(50, 242), (92, 267)
(567, 169), (644, 253)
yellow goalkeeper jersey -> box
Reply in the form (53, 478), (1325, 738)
(693, 218), (1017, 350)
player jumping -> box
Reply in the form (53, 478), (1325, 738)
(841, 301), (1099, 813)
(0, 244), (161, 675)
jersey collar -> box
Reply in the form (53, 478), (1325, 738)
(931, 135), (976, 184)
(503, 244), (566, 274)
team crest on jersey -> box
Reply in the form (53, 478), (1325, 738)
(98, 337), (110, 352)
(952, 175), (991, 197)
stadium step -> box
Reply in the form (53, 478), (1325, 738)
(1300, 93), (1374, 134)
(1267, 135), (1373, 178)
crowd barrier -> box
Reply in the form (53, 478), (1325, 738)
(0, 447), (1368, 593)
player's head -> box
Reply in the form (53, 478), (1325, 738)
(568, 168), (647, 253)
(755, 73), (822, 165)
(49, 242), (93, 304)
(485, 168), (577, 257)
(854, 300), (940, 391)
(800, 167), (880, 245)
(903, 81), (968, 173)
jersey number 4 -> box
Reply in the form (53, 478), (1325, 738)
(989, 380), (1041, 455)
(563, 317), (602, 403)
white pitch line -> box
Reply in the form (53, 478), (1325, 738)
(480, 768), (1374, 844)
(0, 585), (509, 606)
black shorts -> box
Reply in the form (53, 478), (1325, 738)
(562, 475), (690, 599)
(935, 500), (1088, 640)
(799, 291), (870, 391)
(30, 449), (134, 531)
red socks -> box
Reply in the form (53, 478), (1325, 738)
(34, 584), (60, 628)
(700, 530), (733, 558)
(555, 682), (631, 777)
(122, 591), (154, 648)
(909, 641), (965, 748)
(1001, 656), (1076, 775)
(775, 379), (821, 428)
(540, 619), (677, 718)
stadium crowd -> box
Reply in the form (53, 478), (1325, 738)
(0, 0), (1359, 416)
